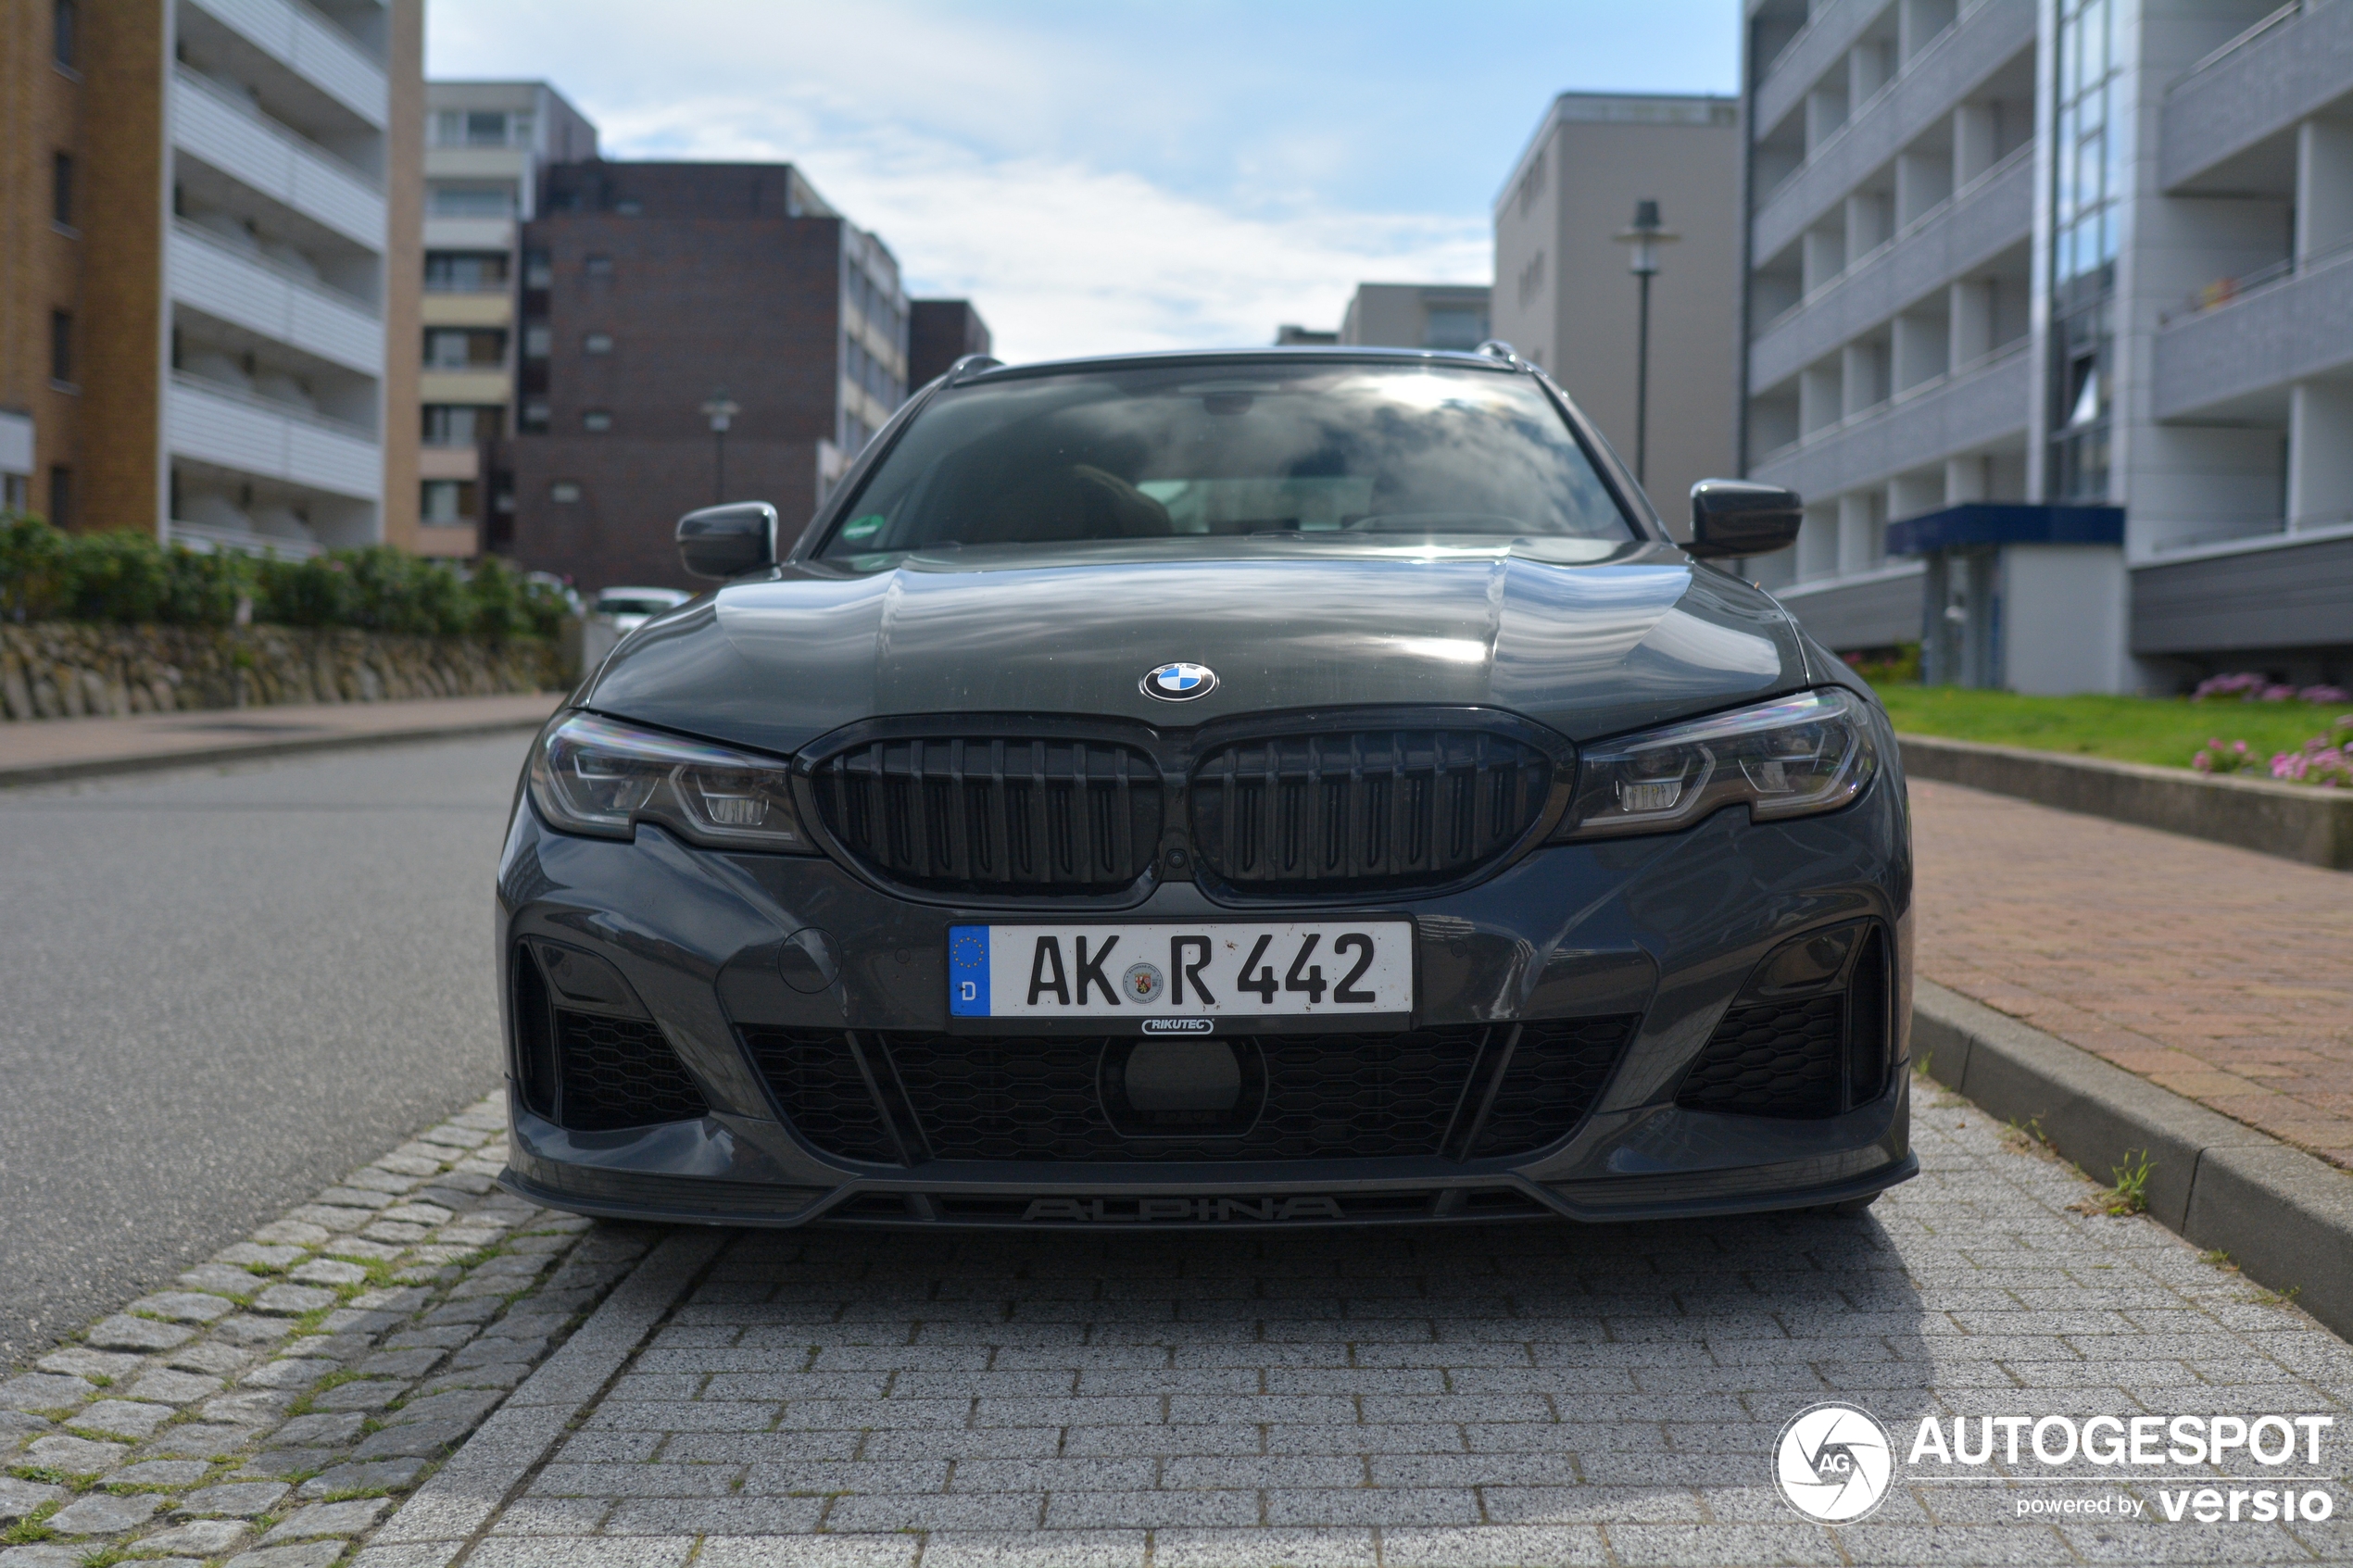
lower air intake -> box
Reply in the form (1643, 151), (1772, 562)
(553, 1010), (710, 1132)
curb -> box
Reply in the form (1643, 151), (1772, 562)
(1914, 979), (2353, 1341)
(0, 711), (552, 789)
(1898, 732), (2353, 870)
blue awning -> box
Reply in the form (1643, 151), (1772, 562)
(1885, 503), (2124, 557)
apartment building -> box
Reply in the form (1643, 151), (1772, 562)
(416, 80), (594, 558)
(0, 0), (423, 551)
(507, 160), (914, 593)
(1337, 283), (1492, 352)
(1494, 93), (1743, 527)
(1741, 0), (2353, 692)
(906, 296), (990, 389)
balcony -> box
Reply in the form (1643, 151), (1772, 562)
(166, 373), (380, 500)
(1750, 145), (2032, 392)
(1752, 340), (2031, 498)
(1753, 0), (2034, 264)
(2161, 0), (2353, 193)
(420, 369), (512, 406)
(167, 221), (382, 375)
(2153, 245), (2353, 421)
(170, 67), (384, 249)
(422, 290), (513, 329)
(422, 216), (515, 251)
(1753, 0), (1888, 137)
(167, 518), (325, 560)
(185, 0), (386, 128)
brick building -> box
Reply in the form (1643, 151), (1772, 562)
(907, 297), (990, 389)
(505, 160), (911, 593)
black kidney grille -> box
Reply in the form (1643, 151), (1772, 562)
(741, 1027), (902, 1163)
(1468, 1017), (1642, 1158)
(811, 737), (1163, 894)
(554, 1010), (709, 1132)
(1675, 995), (1845, 1120)
(1190, 730), (1553, 893)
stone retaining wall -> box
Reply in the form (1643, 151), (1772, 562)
(0, 622), (562, 721)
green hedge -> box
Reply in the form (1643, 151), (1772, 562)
(0, 516), (566, 639)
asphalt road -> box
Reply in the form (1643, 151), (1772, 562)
(0, 734), (530, 1368)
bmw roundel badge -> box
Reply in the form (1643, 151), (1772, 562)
(1142, 661), (1218, 701)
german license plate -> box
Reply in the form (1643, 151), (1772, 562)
(949, 922), (1413, 1022)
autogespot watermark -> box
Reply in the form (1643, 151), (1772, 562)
(1774, 1403), (2339, 1525)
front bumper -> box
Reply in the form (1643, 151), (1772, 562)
(494, 769), (1916, 1229)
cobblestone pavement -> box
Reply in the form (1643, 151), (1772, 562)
(1912, 779), (2353, 1169)
(0, 1092), (659, 1568)
(321, 1078), (2353, 1568)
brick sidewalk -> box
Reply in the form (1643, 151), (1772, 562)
(1912, 778), (2353, 1170)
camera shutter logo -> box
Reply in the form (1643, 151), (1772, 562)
(1775, 1402), (1894, 1523)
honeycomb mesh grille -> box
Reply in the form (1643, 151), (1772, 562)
(1189, 729), (1553, 895)
(554, 1010), (709, 1132)
(1674, 995), (1845, 1120)
(741, 1028), (902, 1163)
(809, 736), (1164, 895)
(1469, 1018), (1642, 1158)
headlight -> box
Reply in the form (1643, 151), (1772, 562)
(1554, 687), (1878, 840)
(528, 711), (814, 852)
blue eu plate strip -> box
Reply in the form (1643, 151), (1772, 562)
(948, 925), (990, 1016)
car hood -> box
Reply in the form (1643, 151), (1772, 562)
(583, 537), (1818, 757)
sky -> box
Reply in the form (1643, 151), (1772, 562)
(424, 2), (1739, 363)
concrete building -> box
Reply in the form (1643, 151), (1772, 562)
(1740, 0), (2353, 692)
(1337, 283), (1491, 352)
(1493, 93), (1743, 528)
(418, 79), (595, 558)
(906, 297), (990, 389)
(507, 160), (912, 593)
(1, 0), (422, 553)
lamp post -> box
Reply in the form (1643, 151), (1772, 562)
(699, 390), (740, 504)
(1613, 199), (1679, 487)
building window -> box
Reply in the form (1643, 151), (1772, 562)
(49, 465), (70, 528)
(434, 110), (523, 148)
(427, 185), (512, 219)
(522, 250), (552, 290)
(49, 310), (71, 384)
(424, 251), (508, 291)
(4, 474), (29, 511)
(421, 479), (477, 523)
(522, 323), (551, 358)
(612, 198), (643, 217)
(581, 409), (611, 432)
(521, 398), (549, 431)
(423, 405), (501, 445)
(582, 332), (612, 355)
(584, 254), (613, 278)
(549, 481), (582, 503)
(424, 328), (505, 369)
(1423, 307), (1488, 351)
(52, 153), (72, 227)
(2048, 0), (2120, 501)
(53, 0), (74, 68)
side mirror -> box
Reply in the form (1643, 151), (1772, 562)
(676, 501), (778, 580)
(1688, 480), (1803, 559)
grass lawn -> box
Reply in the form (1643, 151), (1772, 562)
(1871, 685), (2353, 770)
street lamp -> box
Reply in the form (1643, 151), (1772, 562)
(698, 390), (740, 504)
(1613, 199), (1679, 487)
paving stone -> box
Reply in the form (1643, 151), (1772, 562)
(242, 1358), (341, 1391)
(377, 1153), (446, 1177)
(177, 1481), (292, 1517)
(0, 1476), (65, 1523)
(416, 1125), (492, 1149)
(251, 1222), (333, 1248)
(45, 1489), (162, 1533)
(215, 1244), (308, 1270)
(31, 1347), (141, 1383)
(113, 1459), (211, 1486)
(381, 1388), (501, 1429)
(136, 1421), (267, 1460)
(136, 1519), (253, 1557)
(309, 1379), (408, 1412)
(224, 1543), (352, 1568)
(281, 1333), (377, 1362)
(251, 1285), (340, 1317)
(233, 1448), (345, 1481)
(203, 1389), (297, 1424)
(284, 1206), (372, 1233)
(324, 1239), (406, 1263)
(261, 1496), (394, 1541)
(127, 1368), (226, 1405)
(350, 1418), (472, 1461)
(129, 1292), (239, 1324)
(314, 1188), (396, 1211)
(294, 1457), (429, 1498)
(0, 1547), (86, 1568)
(349, 1287), (433, 1313)
(271, 1412), (366, 1447)
(413, 1364), (526, 1396)
(377, 1204), (454, 1228)
(289, 1260), (371, 1287)
(356, 1349), (445, 1380)
(0, 1410), (51, 1439)
(176, 1263), (268, 1298)
(168, 1341), (257, 1377)
(213, 1315), (296, 1347)
(451, 1337), (545, 1370)
(320, 1309), (407, 1336)
(68, 1399), (174, 1438)
(0, 1373), (92, 1411)
(83, 1313), (196, 1352)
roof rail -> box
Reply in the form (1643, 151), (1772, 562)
(947, 354), (1004, 383)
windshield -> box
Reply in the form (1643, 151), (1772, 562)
(816, 361), (1635, 560)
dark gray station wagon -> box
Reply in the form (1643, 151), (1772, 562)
(497, 346), (1913, 1230)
